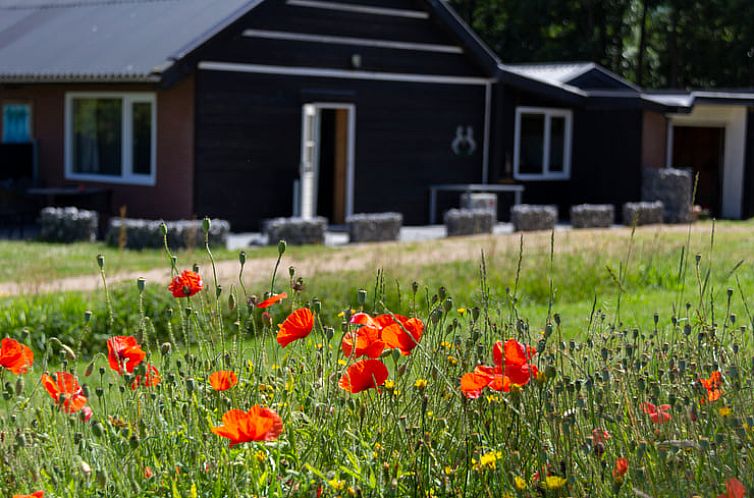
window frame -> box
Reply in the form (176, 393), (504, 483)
(513, 106), (573, 181)
(64, 92), (157, 186)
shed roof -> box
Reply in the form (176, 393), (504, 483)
(0, 0), (262, 82)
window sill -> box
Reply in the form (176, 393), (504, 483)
(513, 174), (570, 182)
(65, 173), (156, 187)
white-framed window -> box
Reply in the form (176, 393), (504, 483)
(65, 92), (156, 185)
(513, 106), (572, 180)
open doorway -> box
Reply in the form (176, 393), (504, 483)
(672, 126), (724, 216)
(299, 103), (355, 224)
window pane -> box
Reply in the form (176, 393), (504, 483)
(519, 113), (544, 174)
(72, 98), (122, 175)
(549, 116), (566, 173)
(132, 102), (152, 175)
(2, 104), (32, 143)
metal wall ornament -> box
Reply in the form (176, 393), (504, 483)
(451, 125), (477, 156)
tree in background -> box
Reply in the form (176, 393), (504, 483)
(450, 0), (754, 88)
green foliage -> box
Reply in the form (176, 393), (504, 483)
(450, 0), (754, 88)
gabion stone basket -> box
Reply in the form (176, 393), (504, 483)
(263, 217), (327, 246)
(511, 205), (558, 232)
(570, 204), (614, 229)
(346, 213), (402, 243)
(38, 207), (98, 243)
(444, 209), (495, 237)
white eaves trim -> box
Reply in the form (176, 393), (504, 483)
(242, 29), (463, 54)
(286, 0), (429, 19)
(198, 61), (493, 86)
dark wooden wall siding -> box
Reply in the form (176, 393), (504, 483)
(494, 87), (643, 220)
(191, 0), (487, 78)
(195, 72), (486, 230)
(742, 109), (754, 219)
(204, 38), (481, 77)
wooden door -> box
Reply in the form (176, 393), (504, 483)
(672, 126), (724, 215)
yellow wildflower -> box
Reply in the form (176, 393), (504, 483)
(414, 378), (428, 390)
(338, 359), (347, 366)
(543, 476), (567, 490)
(472, 450), (502, 472)
(347, 486), (357, 496)
(384, 380), (395, 390)
(457, 308), (467, 315)
(254, 450), (266, 463)
(514, 476), (527, 490)
(440, 341), (453, 351)
(719, 406), (732, 417)
(444, 465), (454, 476)
(447, 355), (458, 366)
(328, 478), (345, 491)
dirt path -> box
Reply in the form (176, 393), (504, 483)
(0, 224), (709, 297)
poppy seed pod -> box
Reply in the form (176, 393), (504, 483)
(202, 217), (211, 234)
(357, 289), (367, 306)
(185, 378), (196, 394)
(312, 299), (321, 315)
(96, 254), (105, 269)
(411, 281), (419, 295)
(160, 342), (172, 356)
(160, 222), (168, 236)
(216, 285), (222, 298)
(278, 240), (287, 255)
(84, 310), (92, 323)
(137, 277), (146, 293)
(91, 421), (104, 437)
(443, 297), (453, 313)
(192, 263), (200, 273)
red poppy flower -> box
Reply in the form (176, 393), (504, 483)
(338, 359), (389, 394)
(0, 338), (34, 374)
(211, 406), (284, 447)
(276, 308), (314, 347)
(498, 339), (536, 367)
(460, 371), (494, 399)
(81, 406), (93, 423)
(107, 336), (146, 374)
(144, 467), (154, 479)
(382, 318), (424, 355)
(612, 457), (629, 480)
(41, 372), (88, 414)
(209, 370), (238, 391)
(13, 492), (44, 498)
(640, 402), (672, 424)
(718, 478), (746, 498)
(592, 428), (611, 445)
(131, 364), (160, 390)
(168, 270), (203, 298)
(700, 371), (723, 404)
(256, 292), (288, 309)
(342, 326), (385, 359)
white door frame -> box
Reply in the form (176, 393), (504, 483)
(298, 102), (356, 220)
(666, 105), (748, 219)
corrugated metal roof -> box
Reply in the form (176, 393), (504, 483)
(0, 0), (262, 82)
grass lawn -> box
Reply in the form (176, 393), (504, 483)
(2, 221), (754, 497)
(0, 240), (330, 284)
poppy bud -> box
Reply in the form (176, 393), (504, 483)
(289, 265), (295, 278)
(357, 289), (367, 306)
(443, 297), (453, 313)
(237, 251), (246, 266)
(91, 421), (104, 437)
(160, 342), (172, 356)
(192, 263), (200, 273)
(84, 310), (92, 323)
(411, 281), (419, 295)
(185, 378), (196, 394)
(277, 240), (287, 255)
(202, 217), (211, 234)
(160, 222), (168, 236)
(438, 286), (447, 300)
(81, 384), (90, 398)
(228, 293), (236, 311)
(312, 299), (322, 315)
(184, 307), (192, 318)
(95, 387), (104, 398)
(216, 285), (222, 298)
(14, 377), (24, 396)
(391, 348), (401, 364)
(324, 327), (334, 340)
(96, 254), (105, 269)
(471, 306), (480, 322)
